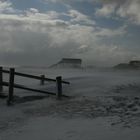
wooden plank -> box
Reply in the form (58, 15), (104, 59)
(2, 69), (70, 84)
(2, 82), (69, 98)
(0, 93), (7, 98)
(56, 76), (62, 100)
(40, 75), (45, 85)
(0, 67), (3, 92)
(7, 68), (15, 106)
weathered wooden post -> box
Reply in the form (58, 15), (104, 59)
(7, 68), (15, 106)
(0, 66), (3, 93)
(56, 76), (62, 100)
(40, 75), (45, 85)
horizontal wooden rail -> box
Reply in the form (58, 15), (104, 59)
(2, 69), (70, 84)
(2, 82), (69, 98)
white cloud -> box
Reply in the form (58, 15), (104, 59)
(0, 1), (16, 13)
(0, 13), (130, 66)
(95, 0), (140, 25)
(95, 3), (116, 17)
(44, 0), (140, 25)
(67, 9), (95, 25)
(0, 0), (139, 66)
(94, 25), (127, 38)
(25, 8), (61, 21)
(117, 0), (140, 25)
(28, 8), (39, 13)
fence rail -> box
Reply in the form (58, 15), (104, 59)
(0, 67), (70, 106)
(2, 69), (70, 84)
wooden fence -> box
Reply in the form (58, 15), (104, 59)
(0, 67), (70, 105)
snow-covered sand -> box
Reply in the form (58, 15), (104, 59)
(0, 68), (140, 140)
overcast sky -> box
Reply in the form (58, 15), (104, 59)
(0, 0), (140, 67)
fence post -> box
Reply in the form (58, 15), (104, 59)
(56, 76), (62, 100)
(0, 67), (3, 93)
(7, 68), (15, 106)
(40, 75), (45, 85)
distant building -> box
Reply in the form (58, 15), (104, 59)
(129, 60), (140, 67)
(114, 60), (140, 69)
(50, 58), (82, 68)
(114, 63), (130, 69)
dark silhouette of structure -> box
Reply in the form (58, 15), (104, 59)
(129, 60), (140, 67)
(114, 60), (140, 69)
(50, 58), (82, 68)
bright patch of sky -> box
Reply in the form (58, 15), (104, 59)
(0, 0), (140, 66)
